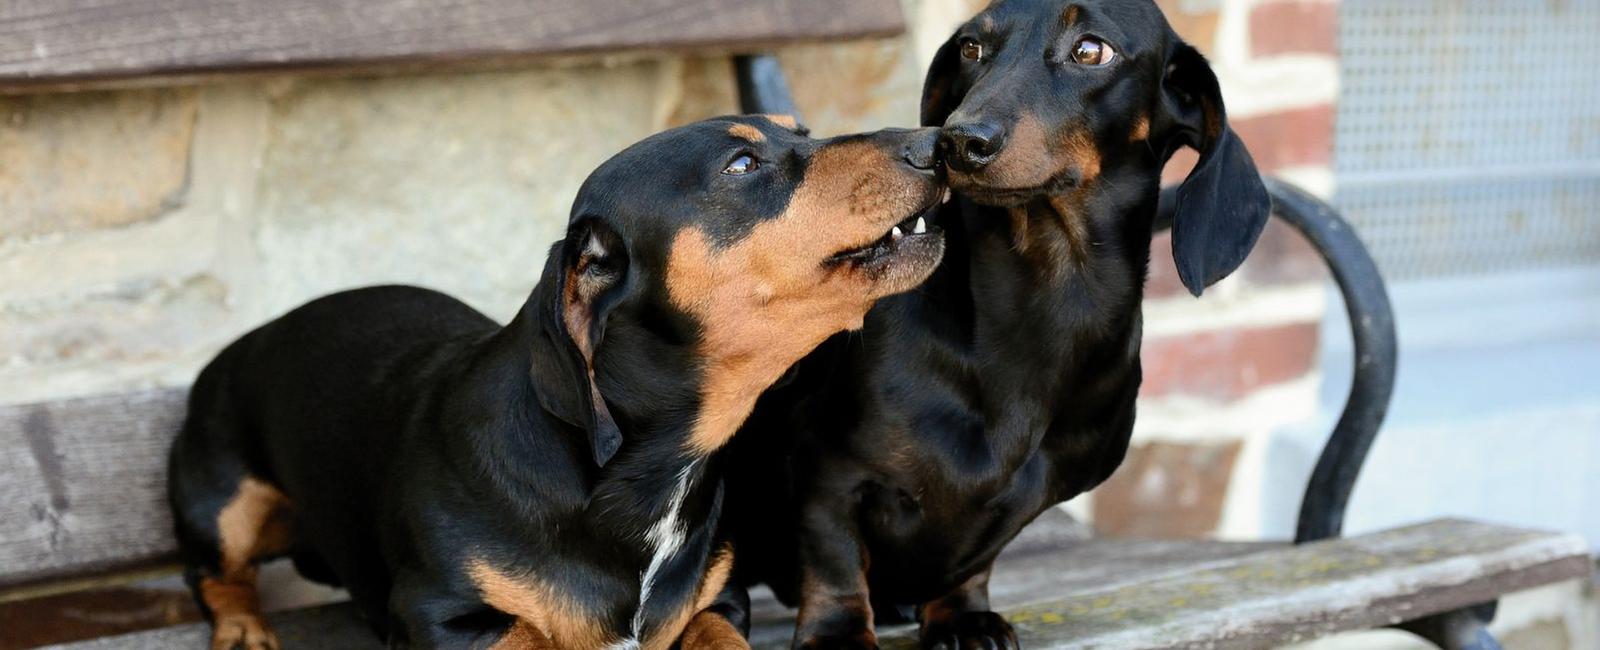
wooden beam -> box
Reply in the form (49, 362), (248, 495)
(0, 0), (904, 91)
(0, 388), (187, 588)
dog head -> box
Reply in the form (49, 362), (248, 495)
(537, 116), (946, 465)
(923, 0), (1270, 295)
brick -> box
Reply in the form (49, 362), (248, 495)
(1139, 321), (1320, 401)
(1158, 103), (1333, 181)
(1092, 440), (1242, 539)
(1241, 218), (1327, 287)
(0, 88), (196, 241)
(1230, 104), (1333, 173)
(1155, 0), (1222, 56)
(1251, 0), (1338, 58)
(1145, 231), (1188, 299)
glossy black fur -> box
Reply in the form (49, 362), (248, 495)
(720, 1), (1272, 648)
(167, 117), (943, 648)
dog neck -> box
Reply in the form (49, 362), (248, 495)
(483, 282), (718, 531)
(878, 169), (1156, 468)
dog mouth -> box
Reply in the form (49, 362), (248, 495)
(826, 188), (950, 268)
(949, 168), (1080, 206)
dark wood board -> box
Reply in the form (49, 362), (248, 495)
(0, 388), (188, 588)
(0, 0), (904, 91)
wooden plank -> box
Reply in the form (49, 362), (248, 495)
(37, 603), (378, 650)
(0, 0), (904, 91)
(853, 518), (1591, 650)
(38, 518), (1592, 649)
(0, 388), (188, 588)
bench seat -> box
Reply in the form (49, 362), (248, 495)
(40, 514), (1592, 650)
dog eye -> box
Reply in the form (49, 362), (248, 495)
(959, 37), (984, 61)
(722, 153), (758, 175)
(1070, 37), (1116, 65)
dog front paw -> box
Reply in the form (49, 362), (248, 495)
(210, 612), (281, 650)
(919, 610), (1018, 650)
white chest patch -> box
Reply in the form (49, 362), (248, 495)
(608, 461), (698, 650)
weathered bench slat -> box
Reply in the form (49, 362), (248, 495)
(0, 388), (188, 589)
(37, 517), (1592, 649)
(867, 518), (1592, 650)
(0, 0), (903, 91)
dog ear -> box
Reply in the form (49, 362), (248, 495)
(921, 35), (965, 127)
(1160, 43), (1271, 297)
(537, 216), (627, 466)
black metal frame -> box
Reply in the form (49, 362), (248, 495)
(733, 53), (1494, 650)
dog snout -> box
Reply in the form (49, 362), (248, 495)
(900, 127), (942, 174)
(939, 122), (1007, 173)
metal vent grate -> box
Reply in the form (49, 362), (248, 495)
(1336, 0), (1600, 280)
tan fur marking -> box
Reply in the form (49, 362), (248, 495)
(491, 619), (561, 649)
(956, 114), (1102, 191)
(762, 114), (799, 130)
(678, 611), (749, 650)
(1129, 114), (1151, 142)
(470, 559), (616, 649)
(1059, 126), (1102, 182)
(217, 477), (293, 575)
(974, 113), (1052, 189)
(727, 123), (766, 143)
(667, 140), (935, 456)
(1063, 5), (1080, 25)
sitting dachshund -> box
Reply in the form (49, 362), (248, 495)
(719, 1), (1272, 647)
(166, 116), (947, 650)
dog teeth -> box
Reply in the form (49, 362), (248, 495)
(891, 225), (904, 241)
(913, 216), (927, 234)
(941, 189), (952, 204)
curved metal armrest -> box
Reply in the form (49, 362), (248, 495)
(1157, 180), (1398, 543)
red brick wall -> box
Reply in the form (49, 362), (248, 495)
(1091, 0), (1337, 540)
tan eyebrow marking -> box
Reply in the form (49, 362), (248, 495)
(762, 114), (799, 130)
(1063, 5), (1081, 26)
(727, 123), (766, 142)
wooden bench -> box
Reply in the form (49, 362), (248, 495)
(25, 513), (1591, 650)
(2, 2), (1593, 649)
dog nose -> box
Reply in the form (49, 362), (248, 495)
(901, 128), (942, 174)
(939, 122), (1006, 172)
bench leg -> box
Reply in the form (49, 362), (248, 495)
(1397, 603), (1501, 650)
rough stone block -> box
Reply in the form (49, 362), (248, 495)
(0, 89), (196, 241)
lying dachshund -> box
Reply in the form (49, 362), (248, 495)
(720, 1), (1272, 647)
(167, 116), (946, 650)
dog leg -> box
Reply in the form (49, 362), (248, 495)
(792, 502), (878, 650)
(190, 477), (293, 650)
(917, 567), (1017, 650)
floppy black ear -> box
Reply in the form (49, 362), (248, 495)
(535, 216), (627, 466)
(920, 35), (965, 127)
(1161, 43), (1271, 297)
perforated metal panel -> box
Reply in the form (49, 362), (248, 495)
(1336, 0), (1600, 280)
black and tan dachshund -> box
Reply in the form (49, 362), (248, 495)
(166, 116), (947, 650)
(720, 1), (1272, 647)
